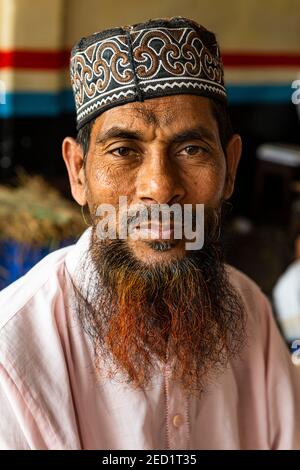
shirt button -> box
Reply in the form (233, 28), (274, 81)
(172, 414), (184, 428)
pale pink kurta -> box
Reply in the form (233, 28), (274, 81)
(0, 228), (300, 450)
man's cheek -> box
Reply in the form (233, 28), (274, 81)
(86, 173), (121, 206)
(94, 166), (136, 197)
(94, 166), (120, 192)
(192, 174), (225, 206)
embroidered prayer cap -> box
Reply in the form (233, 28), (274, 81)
(70, 16), (227, 130)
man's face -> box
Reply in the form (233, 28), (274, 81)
(74, 94), (239, 263)
(63, 94), (244, 394)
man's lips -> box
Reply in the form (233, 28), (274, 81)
(130, 222), (179, 240)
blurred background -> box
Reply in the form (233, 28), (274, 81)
(0, 0), (300, 344)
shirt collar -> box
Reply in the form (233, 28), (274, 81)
(65, 227), (93, 287)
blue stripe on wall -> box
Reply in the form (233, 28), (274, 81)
(0, 90), (75, 117)
(227, 84), (294, 103)
(0, 85), (295, 117)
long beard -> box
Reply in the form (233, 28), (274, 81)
(71, 206), (246, 395)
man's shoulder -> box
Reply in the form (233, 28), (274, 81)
(0, 244), (74, 332)
(226, 263), (263, 296)
(225, 263), (270, 322)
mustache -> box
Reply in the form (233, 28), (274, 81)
(122, 205), (200, 227)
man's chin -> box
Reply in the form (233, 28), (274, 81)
(127, 238), (187, 264)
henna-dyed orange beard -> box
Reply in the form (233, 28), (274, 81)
(72, 207), (246, 396)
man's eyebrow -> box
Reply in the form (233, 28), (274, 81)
(95, 127), (144, 144)
(95, 125), (216, 145)
(172, 126), (215, 144)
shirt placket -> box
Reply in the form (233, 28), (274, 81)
(164, 364), (190, 449)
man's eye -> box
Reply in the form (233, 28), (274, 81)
(111, 147), (133, 157)
(182, 145), (207, 156)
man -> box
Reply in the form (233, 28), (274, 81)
(0, 16), (299, 450)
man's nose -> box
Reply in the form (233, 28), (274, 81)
(135, 153), (186, 205)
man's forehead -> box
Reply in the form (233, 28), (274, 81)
(94, 95), (214, 130)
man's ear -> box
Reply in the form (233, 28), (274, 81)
(223, 134), (242, 200)
(62, 137), (87, 206)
